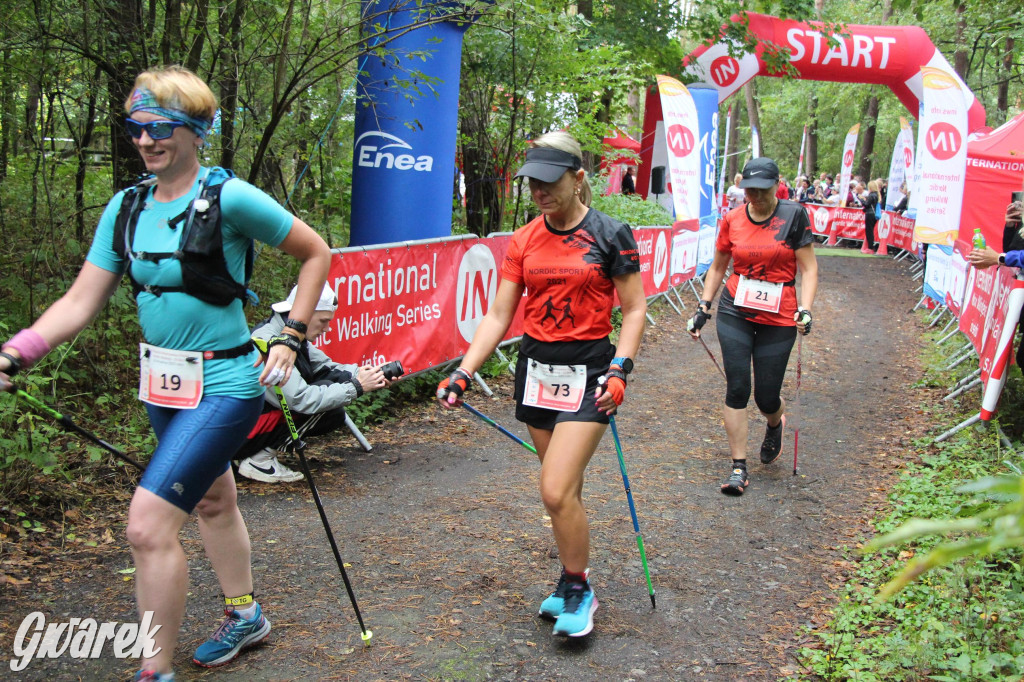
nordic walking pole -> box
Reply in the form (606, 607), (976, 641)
(252, 339), (372, 645)
(696, 335), (726, 380)
(11, 389), (145, 471)
(461, 402), (537, 454)
(607, 411), (656, 609)
(793, 333), (803, 476)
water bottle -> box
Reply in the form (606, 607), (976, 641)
(973, 228), (986, 250)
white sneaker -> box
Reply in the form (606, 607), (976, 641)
(237, 450), (304, 483)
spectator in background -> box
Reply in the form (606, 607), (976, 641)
(621, 167), (636, 195)
(235, 283), (392, 484)
(863, 180), (880, 250)
(776, 176), (790, 201)
(877, 178), (888, 208)
(796, 177), (813, 203)
(726, 173), (745, 210)
(894, 182), (910, 214)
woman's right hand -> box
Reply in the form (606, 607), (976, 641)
(1007, 201), (1022, 224)
(436, 368), (472, 408)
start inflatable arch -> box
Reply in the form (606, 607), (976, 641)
(681, 12), (986, 133)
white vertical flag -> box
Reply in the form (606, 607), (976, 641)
(656, 75), (701, 220)
(839, 123), (860, 207)
(912, 66), (969, 245)
(886, 117), (915, 210)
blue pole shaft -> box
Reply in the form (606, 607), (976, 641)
(461, 402), (537, 454)
(609, 416), (656, 609)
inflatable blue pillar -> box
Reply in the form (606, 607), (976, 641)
(349, 4), (472, 246)
(689, 84), (719, 275)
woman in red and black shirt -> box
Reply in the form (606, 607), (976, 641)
(688, 157), (818, 496)
(436, 131), (646, 638)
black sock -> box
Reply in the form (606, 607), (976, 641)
(732, 459), (747, 470)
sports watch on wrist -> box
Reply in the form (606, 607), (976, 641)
(611, 357), (634, 374)
(999, 253), (1007, 265)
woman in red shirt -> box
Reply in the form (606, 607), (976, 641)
(687, 158), (818, 495)
(436, 131), (646, 637)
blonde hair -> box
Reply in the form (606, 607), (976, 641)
(124, 65), (217, 121)
(734, 173), (743, 185)
(530, 131), (592, 206)
(867, 180), (879, 192)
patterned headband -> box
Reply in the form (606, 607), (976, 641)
(128, 86), (213, 139)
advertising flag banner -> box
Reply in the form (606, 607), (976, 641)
(944, 240), (971, 316)
(839, 123), (860, 207)
(718, 106), (732, 213)
(669, 219), (701, 286)
(690, 86), (720, 222)
(632, 227), (673, 297)
(886, 117), (915, 209)
(922, 244), (952, 304)
(751, 125), (761, 159)
(913, 67), (969, 245)
(797, 125), (807, 178)
(656, 75), (701, 220)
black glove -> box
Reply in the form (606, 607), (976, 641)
(687, 301), (712, 333)
(436, 367), (472, 404)
(795, 307), (813, 335)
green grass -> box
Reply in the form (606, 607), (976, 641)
(795, 317), (1024, 681)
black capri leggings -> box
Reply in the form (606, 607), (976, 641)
(716, 313), (797, 413)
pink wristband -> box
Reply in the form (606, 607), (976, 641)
(4, 329), (51, 367)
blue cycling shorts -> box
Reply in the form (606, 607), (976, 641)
(141, 395), (263, 513)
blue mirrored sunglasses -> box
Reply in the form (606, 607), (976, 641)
(125, 118), (186, 140)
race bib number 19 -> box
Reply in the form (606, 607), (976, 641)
(734, 275), (783, 313)
(139, 343), (203, 409)
(523, 361), (586, 412)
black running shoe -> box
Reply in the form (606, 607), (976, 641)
(721, 465), (749, 496)
(760, 415), (786, 464)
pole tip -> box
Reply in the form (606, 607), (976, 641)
(361, 629), (373, 645)
(650, 594), (657, 609)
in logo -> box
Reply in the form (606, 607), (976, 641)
(926, 122), (962, 160)
(843, 149), (854, 167)
(355, 131), (434, 172)
(709, 55), (741, 87)
(813, 207), (830, 235)
(903, 147), (913, 168)
(456, 244), (498, 343)
(877, 212), (892, 240)
(653, 232), (669, 288)
(667, 125), (696, 157)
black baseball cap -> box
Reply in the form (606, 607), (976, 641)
(739, 157), (781, 189)
(514, 147), (582, 183)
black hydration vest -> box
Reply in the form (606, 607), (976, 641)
(112, 167), (255, 307)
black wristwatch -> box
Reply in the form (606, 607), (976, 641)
(999, 253), (1007, 266)
(611, 357), (634, 374)
(284, 318), (308, 336)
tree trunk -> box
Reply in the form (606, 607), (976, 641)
(725, 103), (739, 181)
(75, 66), (101, 242)
(997, 36), (1015, 125)
(857, 90), (878, 181)
(0, 48), (11, 178)
(218, 0), (244, 171)
(954, 1), (968, 79)
(108, 0), (147, 190)
(744, 81), (761, 157)
(184, 0), (210, 74)
(161, 0), (181, 65)
(806, 93), (818, 179)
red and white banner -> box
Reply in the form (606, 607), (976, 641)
(981, 280), (1024, 420)
(319, 236), (524, 373)
(669, 219), (701, 286)
(804, 204), (866, 244)
(839, 123), (860, 207)
(680, 12), (985, 132)
(633, 227), (673, 297)
(912, 67), (969, 246)
(885, 117), (915, 209)
(876, 209), (916, 253)
(656, 75), (701, 220)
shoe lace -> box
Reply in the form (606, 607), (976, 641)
(210, 611), (243, 643)
(562, 582), (589, 614)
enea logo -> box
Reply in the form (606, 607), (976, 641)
(903, 146), (914, 169)
(878, 211), (892, 240)
(355, 131), (434, 172)
(456, 244), (498, 342)
(653, 231), (669, 287)
(709, 55), (741, 88)
(926, 122), (962, 160)
(843, 149), (854, 167)
(667, 125), (696, 157)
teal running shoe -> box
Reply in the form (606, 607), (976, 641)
(192, 604), (271, 668)
(552, 580), (598, 637)
(538, 570), (570, 620)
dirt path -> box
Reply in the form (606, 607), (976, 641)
(2, 250), (931, 681)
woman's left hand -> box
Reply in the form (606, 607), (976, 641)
(256, 343), (298, 386)
(967, 245), (1000, 269)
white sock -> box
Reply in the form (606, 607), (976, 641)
(234, 603), (259, 619)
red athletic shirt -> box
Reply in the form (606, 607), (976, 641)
(502, 209), (640, 343)
(716, 199), (814, 326)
